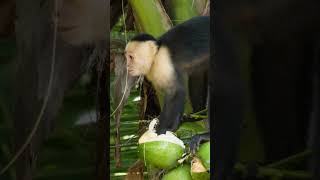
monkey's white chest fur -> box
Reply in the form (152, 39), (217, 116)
(147, 47), (176, 90)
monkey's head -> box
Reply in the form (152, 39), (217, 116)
(124, 34), (158, 76)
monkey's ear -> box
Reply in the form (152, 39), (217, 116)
(147, 41), (158, 56)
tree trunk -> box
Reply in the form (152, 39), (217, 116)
(128, 0), (172, 37)
(163, 0), (198, 25)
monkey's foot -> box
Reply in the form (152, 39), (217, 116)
(190, 133), (210, 154)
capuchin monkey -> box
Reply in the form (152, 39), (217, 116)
(124, 16), (210, 152)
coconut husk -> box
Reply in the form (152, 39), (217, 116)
(125, 160), (145, 180)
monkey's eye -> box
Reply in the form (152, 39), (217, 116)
(129, 55), (134, 60)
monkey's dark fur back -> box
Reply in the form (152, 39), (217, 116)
(158, 16), (210, 64)
(130, 16), (210, 65)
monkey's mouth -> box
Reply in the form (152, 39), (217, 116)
(127, 66), (138, 76)
(127, 68), (135, 76)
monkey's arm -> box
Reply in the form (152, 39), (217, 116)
(156, 82), (186, 134)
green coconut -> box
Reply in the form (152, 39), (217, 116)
(138, 119), (185, 169)
(191, 157), (210, 180)
(176, 122), (207, 138)
(138, 141), (184, 169)
(162, 164), (192, 180)
(197, 141), (210, 170)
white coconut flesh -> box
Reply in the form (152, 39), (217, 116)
(191, 157), (207, 173)
(138, 119), (185, 149)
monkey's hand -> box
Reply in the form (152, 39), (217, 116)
(155, 88), (185, 135)
(190, 133), (210, 154)
(155, 116), (180, 135)
(156, 125), (167, 135)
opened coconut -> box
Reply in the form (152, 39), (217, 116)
(138, 119), (185, 169)
(191, 157), (210, 180)
(162, 164), (192, 180)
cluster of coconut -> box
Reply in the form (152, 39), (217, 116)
(138, 119), (210, 180)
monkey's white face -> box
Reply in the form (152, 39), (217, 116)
(124, 41), (158, 76)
